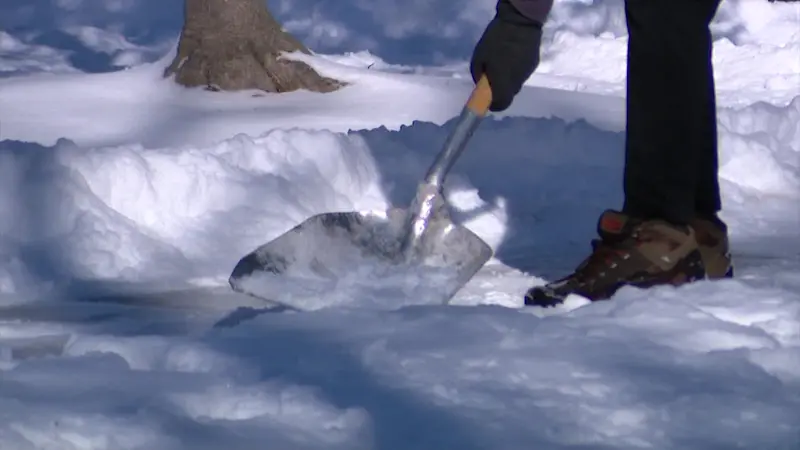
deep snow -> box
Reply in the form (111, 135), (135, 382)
(0, 0), (799, 449)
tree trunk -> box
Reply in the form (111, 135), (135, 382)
(164, 0), (342, 94)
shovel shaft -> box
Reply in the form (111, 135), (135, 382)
(423, 75), (493, 187)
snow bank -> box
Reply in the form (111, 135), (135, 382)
(0, 130), (388, 299)
(718, 97), (800, 197)
(534, 0), (800, 105)
(0, 94), (796, 305)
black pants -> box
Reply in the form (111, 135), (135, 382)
(622, 0), (723, 225)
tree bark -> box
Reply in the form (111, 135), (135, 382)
(164, 0), (342, 94)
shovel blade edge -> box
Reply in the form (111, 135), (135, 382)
(228, 210), (493, 311)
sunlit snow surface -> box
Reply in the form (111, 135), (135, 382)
(0, 1), (799, 449)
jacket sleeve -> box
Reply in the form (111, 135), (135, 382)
(508, 0), (554, 24)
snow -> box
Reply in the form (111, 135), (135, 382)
(0, 32), (78, 75)
(1, 0), (799, 449)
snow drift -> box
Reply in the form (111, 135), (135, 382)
(0, 95), (797, 304)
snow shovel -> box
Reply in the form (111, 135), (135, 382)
(228, 75), (495, 310)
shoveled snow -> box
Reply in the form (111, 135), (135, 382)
(0, 0), (799, 449)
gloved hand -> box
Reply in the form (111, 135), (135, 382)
(470, 0), (543, 112)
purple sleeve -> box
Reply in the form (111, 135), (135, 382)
(508, 0), (554, 24)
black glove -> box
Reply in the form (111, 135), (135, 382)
(470, 0), (543, 112)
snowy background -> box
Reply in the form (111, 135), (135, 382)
(1, 0), (799, 449)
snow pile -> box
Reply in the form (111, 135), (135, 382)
(0, 92), (796, 306)
(534, 0), (800, 104)
(0, 130), (389, 299)
(718, 97), (800, 198)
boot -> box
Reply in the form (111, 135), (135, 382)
(690, 216), (734, 279)
(525, 210), (707, 307)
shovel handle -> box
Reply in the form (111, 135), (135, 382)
(466, 74), (494, 117)
(422, 74), (494, 187)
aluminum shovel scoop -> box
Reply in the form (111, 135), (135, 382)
(228, 76), (495, 310)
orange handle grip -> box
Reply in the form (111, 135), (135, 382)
(465, 74), (493, 116)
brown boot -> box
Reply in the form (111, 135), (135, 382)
(525, 210), (706, 307)
(690, 216), (734, 279)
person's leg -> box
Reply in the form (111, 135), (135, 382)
(683, 0), (734, 279)
(622, 0), (722, 225)
(525, 0), (724, 306)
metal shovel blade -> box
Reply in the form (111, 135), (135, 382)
(228, 187), (493, 310)
(229, 75), (496, 310)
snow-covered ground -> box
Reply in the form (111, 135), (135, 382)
(0, 1), (799, 449)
